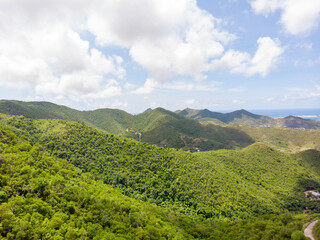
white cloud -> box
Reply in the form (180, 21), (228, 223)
(295, 42), (312, 50)
(36, 76), (122, 100)
(87, 0), (235, 80)
(0, 0), (124, 100)
(266, 97), (274, 102)
(232, 99), (242, 104)
(248, 37), (284, 76)
(265, 85), (320, 103)
(251, 0), (320, 35)
(164, 81), (221, 91)
(185, 99), (197, 105)
(131, 78), (159, 94)
(310, 85), (320, 97)
(306, 58), (320, 66)
(0, 0), (286, 103)
(111, 100), (129, 108)
(294, 57), (320, 67)
(229, 87), (246, 92)
(211, 37), (284, 76)
(175, 98), (199, 107)
(132, 78), (221, 94)
(124, 83), (136, 90)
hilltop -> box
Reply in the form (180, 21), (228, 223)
(177, 108), (320, 129)
(0, 100), (133, 134)
(177, 108), (275, 126)
(231, 124), (320, 152)
(1, 100), (320, 152)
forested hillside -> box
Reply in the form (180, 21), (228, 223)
(0, 100), (133, 134)
(0, 101), (254, 151)
(1, 126), (318, 239)
(140, 118), (254, 151)
(1, 114), (319, 222)
(177, 108), (275, 126)
(0, 125), (221, 239)
(178, 108), (320, 129)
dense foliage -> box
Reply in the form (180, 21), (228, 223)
(0, 100), (133, 135)
(1, 114), (319, 222)
(140, 118), (254, 151)
(0, 126), (217, 239)
(178, 108), (264, 124)
(0, 101), (254, 151)
(0, 123), (318, 239)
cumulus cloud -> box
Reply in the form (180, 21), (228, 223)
(87, 0), (236, 81)
(131, 78), (159, 94)
(131, 78), (221, 94)
(250, 0), (320, 35)
(211, 37), (284, 76)
(36, 76), (122, 100)
(0, 0), (124, 100)
(0, 0), (284, 102)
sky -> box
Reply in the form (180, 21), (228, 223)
(0, 0), (319, 113)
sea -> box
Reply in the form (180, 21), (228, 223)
(249, 109), (320, 121)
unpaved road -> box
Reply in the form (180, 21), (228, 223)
(304, 220), (319, 240)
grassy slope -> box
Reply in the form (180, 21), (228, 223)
(1, 114), (319, 222)
(231, 124), (320, 152)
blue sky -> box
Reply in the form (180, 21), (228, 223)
(0, 0), (319, 113)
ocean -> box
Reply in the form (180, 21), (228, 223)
(249, 109), (320, 121)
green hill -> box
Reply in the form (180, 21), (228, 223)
(141, 118), (254, 151)
(1, 114), (319, 222)
(0, 100), (254, 151)
(281, 115), (320, 129)
(177, 108), (274, 125)
(0, 124), (222, 239)
(231, 124), (320, 152)
(132, 107), (185, 132)
(1, 117), (319, 239)
(178, 108), (320, 129)
(0, 100), (133, 135)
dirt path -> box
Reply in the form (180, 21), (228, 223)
(304, 220), (319, 240)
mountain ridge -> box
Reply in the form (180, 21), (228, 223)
(177, 107), (320, 129)
(0, 100), (254, 151)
